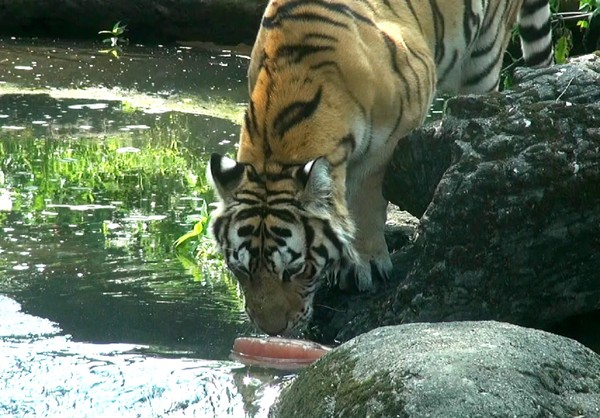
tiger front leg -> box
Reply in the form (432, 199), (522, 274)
(340, 168), (392, 291)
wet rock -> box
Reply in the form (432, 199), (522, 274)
(311, 54), (600, 347)
(0, 0), (267, 45)
(273, 321), (600, 418)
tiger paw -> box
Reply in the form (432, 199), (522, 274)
(337, 253), (392, 292)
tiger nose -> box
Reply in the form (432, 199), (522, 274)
(246, 304), (289, 336)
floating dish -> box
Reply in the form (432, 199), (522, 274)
(231, 337), (331, 370)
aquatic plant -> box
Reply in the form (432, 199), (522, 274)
(98, 21), (128, 58)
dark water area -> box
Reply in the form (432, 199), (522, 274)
(0, 38), (293, 416)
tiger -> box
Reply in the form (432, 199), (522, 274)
(207, 0), (553, 336)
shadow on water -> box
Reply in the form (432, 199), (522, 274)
(0, 38), (291, 417)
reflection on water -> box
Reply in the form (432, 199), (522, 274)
(0, 37), (250, 121)
(0, 94), (248, 356)
(0, 39), (288, 416)
(0, 295), (292, 417)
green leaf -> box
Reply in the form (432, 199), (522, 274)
(554, 33), (572, 64)
(174, 218), (207, 248)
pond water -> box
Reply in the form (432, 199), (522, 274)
(0, 38), (294, 417)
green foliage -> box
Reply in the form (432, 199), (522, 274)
(554, 28), (574, 63)
(551, 0), (600, 61)
(503, 0), (600, 85)
(98, 21), (128, 58)
(578, 0), (600, 29)
(174, 200), (225, 270)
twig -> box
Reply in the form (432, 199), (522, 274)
(556, 76), (575, 102)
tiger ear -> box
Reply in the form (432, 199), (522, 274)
(207, 153), (245, 201)
(297, 157), (332, 203)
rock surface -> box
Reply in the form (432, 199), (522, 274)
(273, 321), (600, 418)
(311, 54), (600, 348)
(0, 0), (266, 45)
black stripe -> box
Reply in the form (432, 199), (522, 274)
(264, 171), (291, 182)
(480, 0), (503, 36)
(524, 44), (553, 66)
(247, 100), (258, 138)
(243, 111), (253, 137)
(322, 223), (343, 254)
(237, 224), (256, 237)
(428, 0), (445, 64)
(266, 208), (297, 223)
(402, 45), (423, 108)
(313, 244), (329, 261)
(271, 236), (287, 247)
(269, 198), (302, 208)
(470, 40), (496, 59)
(341, 134), (356, 153)
(405, 0), (425, 37)
(463, 44), (503, 87)
(287, 248), (302, 262)
(463, 0), (481, 48)
(236, 208), (263, 221)
(270, 226), (293, 238)
(212, 217), (225, 242)
(302, 32), (338, 43)
(273, 87), (322, 139)
(405, 41), (434, 99)
(276, 44), (335, 63)
(381, 32), (411, 104)
(303, 219), (315, 249)
(276, 12), (349, 28)
(310, 59), (340, 72)
(258, 55), (274, 159)
(235, 190), (264, 205)
(519, 20), (551, 43)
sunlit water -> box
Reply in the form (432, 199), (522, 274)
(0, 38), (297, 417)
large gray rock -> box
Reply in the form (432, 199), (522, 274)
(273, 321), (600, 417)
(310, 54), (600, 346)
(388, 53), (600, 328)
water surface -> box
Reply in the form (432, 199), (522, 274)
(0, 38), (289, 417)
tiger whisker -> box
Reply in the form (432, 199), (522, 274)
(313, 303), (346, 313)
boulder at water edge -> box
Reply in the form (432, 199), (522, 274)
(311, 54), (600, 345)
(272, 321), (600, 417)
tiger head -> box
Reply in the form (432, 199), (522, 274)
(207, 153), (356, 335)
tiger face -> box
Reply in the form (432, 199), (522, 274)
(208, 153), (356, 335)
